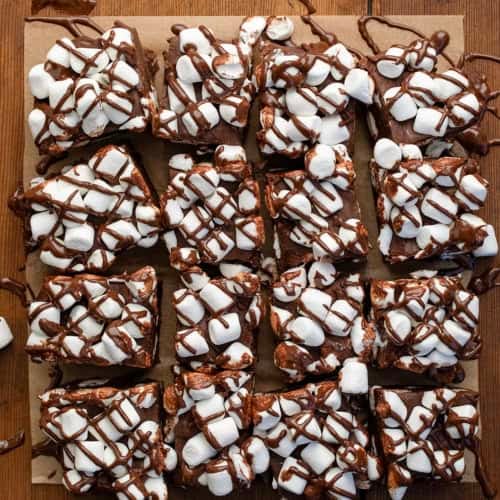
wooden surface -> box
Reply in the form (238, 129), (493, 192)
(0, 0), (498, 499)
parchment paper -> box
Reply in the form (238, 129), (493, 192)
(23, 15), (483, 487)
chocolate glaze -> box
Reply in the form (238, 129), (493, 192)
(0, 431), (25, 455)
(31, 0), (96, 15)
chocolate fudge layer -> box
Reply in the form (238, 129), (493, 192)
(371, 273), (482, 383)
(27, 19), (156, 156)
(270, 263), (374, 382)
(39, 381), (176, 498)
(10, 144), (161, 273)
(265, 144), (368, 271)
(352, 17), (497, 148)
(172, 267), (263, 373)
(161, 145), (264, 271)
(371, 138), (498, 263)
(371, 386), (495, 500)
(154, 17), (267, 146)
(164, 368), (269, 496)
(254, 17), (359, 157)
(26, 266), (159, 368)
(252, 365), (382, 500)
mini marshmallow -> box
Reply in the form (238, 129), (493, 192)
(413, 107), (448, 137)
(266, 16), (294, 41)
(433, 70), (469, 101)
(278, 457), (309, 495)
(374, 138), (402, 169)
(376, 46), (406, 79)
(339, 359), (368, 394)
(179, 27), (213, 55)
(0, 318), (13, 350)
(344, 68), (374, 104)
(384, 86), (418, 122)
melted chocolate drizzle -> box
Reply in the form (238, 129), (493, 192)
(469, 267), (500, 295)
(0, 431), (25, 455)
(25, 15), (104, 37)
(0, 278), (30, 307)
(31, 0), (96, 15)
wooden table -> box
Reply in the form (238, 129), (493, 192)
(0, 0), (498, 499)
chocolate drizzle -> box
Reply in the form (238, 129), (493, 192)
(0, 277), (30, 307)
(469, 267), (500, 294)
(0, 430), (25, 455)
(25, 15), (103, 37)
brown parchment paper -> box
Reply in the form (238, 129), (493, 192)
(23, 15), (484, 487)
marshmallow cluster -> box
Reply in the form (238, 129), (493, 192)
(40, 382), (175, 499)
(371, 387), (479, 500)
(156, 19), (264, 144)
(358, 39), (489, 144)
(255, 25), (359, 156)
(371, 275), (481, 382)
(266, 144), (368, 270)
(173, 270), (263, 372)
(271, 263), (374, 382)
(26, 266), (159, 368)
(252, 377), (382, 498)
(371, 138), (497, 262)
(164, 369), (269, 496)
(12, 145), (162, 272)
(28, 23), (154, 155)
(162, 145), (264, 270)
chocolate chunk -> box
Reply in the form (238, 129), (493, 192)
(370, 274), (482, 383)
(164, 368), (264, 495)
(39, 381), (174, 498)
(265, 144), (368, 270)
(371, 386), (494, 500)
(271, 263), (374, 383)
(10, 145), (161, 273)
(252, 374), (382, 499)
(25, 266), (159, 368)
(371, 138), (498, 263)
(172, 270), (263, 372)
(27, 20), (156, 156)
(161, 145), (264, 270)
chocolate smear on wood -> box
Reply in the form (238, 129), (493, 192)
(31, 0), (96, 15)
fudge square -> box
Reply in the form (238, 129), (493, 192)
(25, 266), (159, 368)
(270, 262), (375, 383)
(370, 273), (482, 383)
(27, 20), (156, 156)
(265, 144), (368, 271)
(161, 145), (264, 271)
(154, 17), (264, 146)
(39, 381), (176, 499)
(371, 386), (490, 500)
(351, 22), (493, 147)
(163, 368), (270, 496)
(172, 266), (263, 373)
(371, 138), (498, 263)
(10, 144), (161, 273)
(251, 361), (382, 499)
(254, 17), (360, 157)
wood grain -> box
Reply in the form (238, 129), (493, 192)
(0, 1), (498, 500)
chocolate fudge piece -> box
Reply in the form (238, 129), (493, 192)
(371, 273), (481, 383)
(161, 145), (264, 271)
(26, 266), (159, 368)
(39, 381), (176, 498)
(270, 263), (374, 382)
(371, 386), (489, 500)
(27, 20), (156, 156)
(172, 267), (263, 373)
(371, 138), (498, 263)
(252, 365), (382, 499)
(10, 144), (161, 273)
(254, 17), (359, 157)
(154, 17), (267, 146)
(351, 23), (493, 147)
(265, 144), (368, 271)
(163, 368), (269, 496)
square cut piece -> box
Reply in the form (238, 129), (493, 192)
(371, 273), (482, 383)
(161, 145), (264, 271)
(27, 20), (156, 156)
(172, 268), (263, 373)
(371, 386), (492, 500)
(265, 144), (368, 271)
(252, 370), (382, 500)
(25, 266), (159, 368)
(10, 144), (161, 273)
(270, 263), (374, 383)
(163, 368), (268, 496)
(371, 138), (498, 263)
(39, 381), (175, 498)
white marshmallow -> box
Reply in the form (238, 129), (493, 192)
(266, 16), (294, 41)
(339, 359), (368, 394)
(0, 318), (13, 350)
(29, 64), (55, 100)
(384, 86), (418, 122)
(182, 432), (217, 468)
(64, 223), (95, 252)
(421, 188), (457, 224)
(319, 114), (350, 145)
(376, 46), (406, 78)
(374, 138), (402, 169)
(179, 27), (213, 54)
(413, 107), (448, 137)
(206, 417), (239, 448)
(344, 68), (374, 104)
